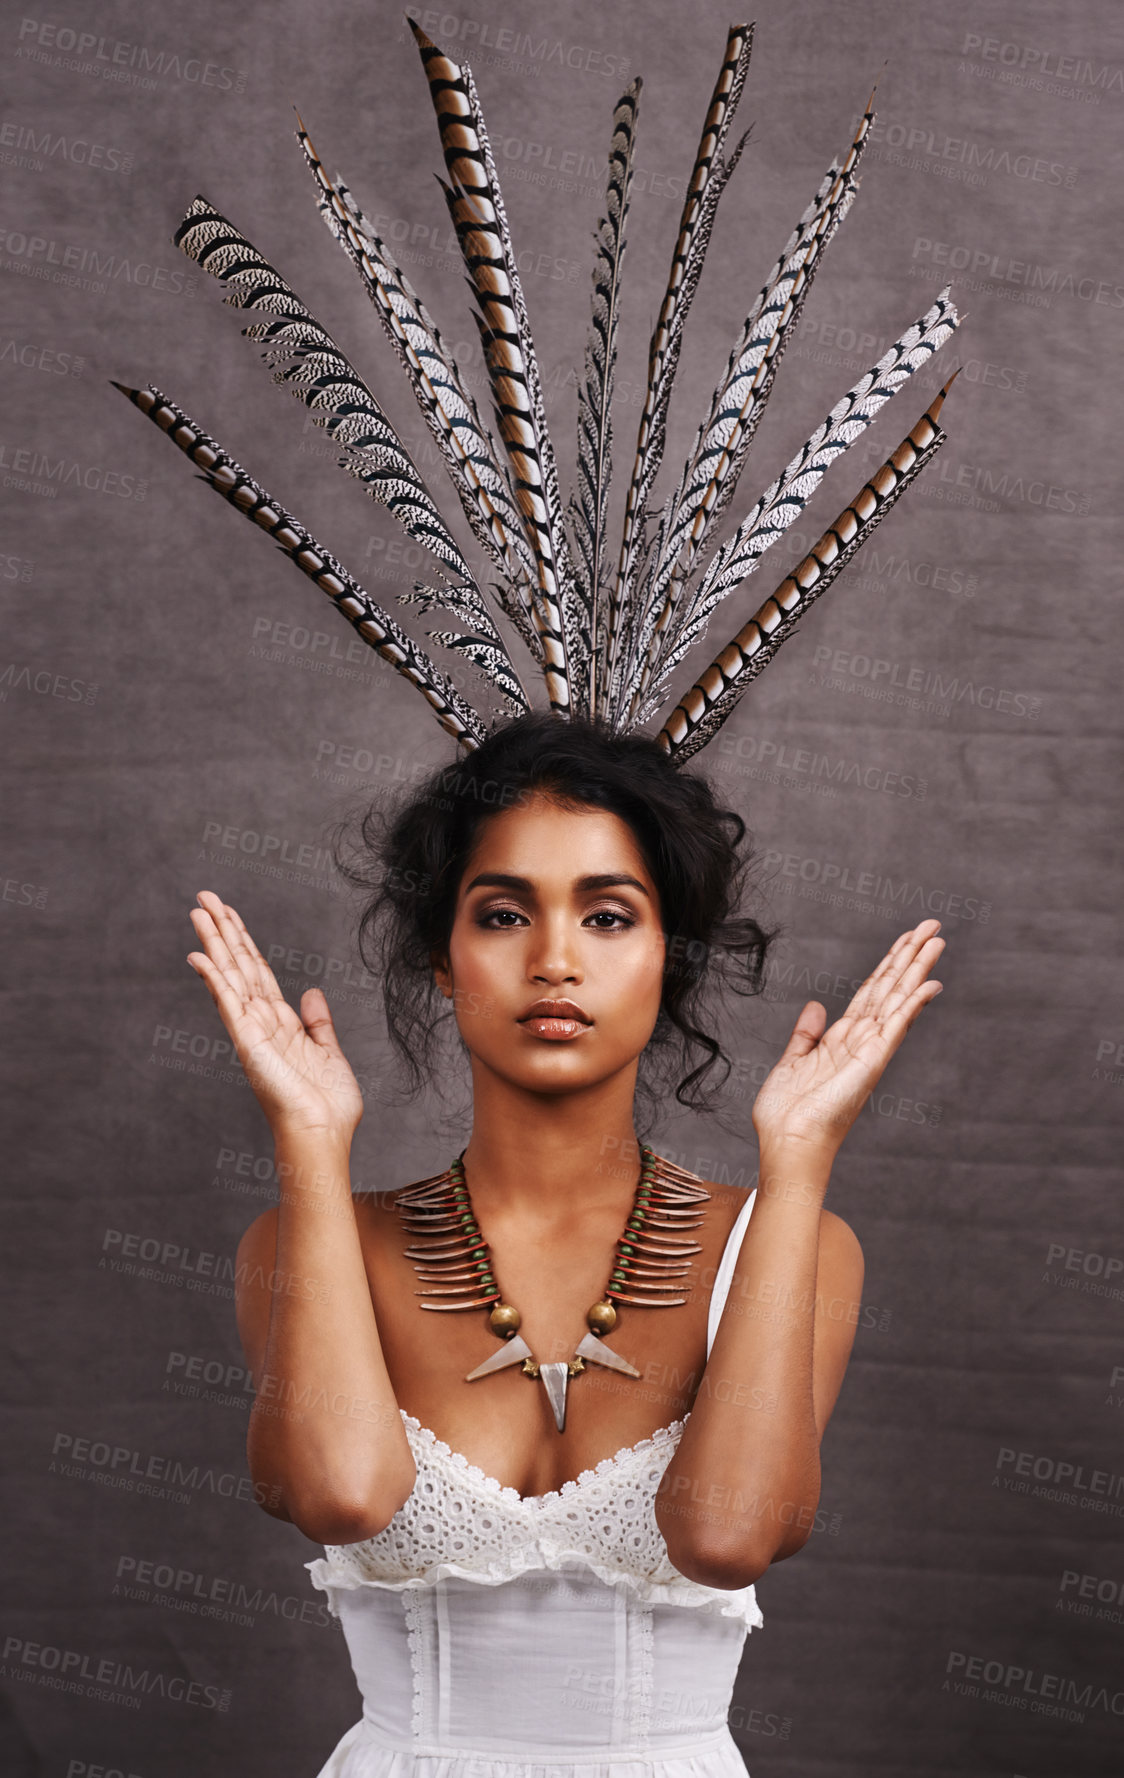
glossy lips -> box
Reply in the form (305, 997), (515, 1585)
(517, 997), (593, 1041)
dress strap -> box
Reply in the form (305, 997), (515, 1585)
(705, 1189), (757, 1360)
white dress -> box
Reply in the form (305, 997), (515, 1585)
(307, 1189), (760, 1778)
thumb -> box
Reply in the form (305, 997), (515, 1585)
(300, 987), (345, 1056)
(778, 999), (828, 1062)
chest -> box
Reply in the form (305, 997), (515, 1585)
(355, 1180), (743, 1500)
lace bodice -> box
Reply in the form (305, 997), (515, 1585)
(308, 1186), (761, 1634)
(309, 1405), (761, 1630)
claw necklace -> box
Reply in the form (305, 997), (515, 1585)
(395, 1147), (711, 1433)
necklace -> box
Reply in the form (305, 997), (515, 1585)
(395, 1146), (712, 1432)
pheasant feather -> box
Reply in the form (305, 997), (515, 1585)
(631, 288), (960, 722)
(656, 378), (957, 762)
(630, 96), (876, 704)
(117, 22), (960, 763)
(112, 384), (487, 750)
(409, 20), (575, 713)
(294, 117), (542, 653)
(607, 24), (754, 704)
(572, 80), (641, 713)
(173, 197), (476, 587)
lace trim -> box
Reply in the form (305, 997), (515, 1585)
(397, 1408), (689, 1506)
(630, 1602), (654, 1743)
(402, 1588), (426, 1741)
(304, 1401), (765, 1634)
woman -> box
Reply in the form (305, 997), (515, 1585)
(186, 711), (944, 1776)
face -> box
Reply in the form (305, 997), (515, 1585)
(431, 793), (667, 1098)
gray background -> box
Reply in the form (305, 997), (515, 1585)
(3, 0), (1123, 1772)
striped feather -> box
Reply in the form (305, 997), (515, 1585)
(654, 379), (956, 762)
(425, 631), (529, 711)
(294, 115), (542, 658)
(606, 24), (754, 705)
(112, 383), (487, 750)
(409, 21), (573, 713)
(398, 581), (531, 712)
(571, 80), (641, 714)
(174, 197), (476, 587)
(631, 289), (960, 722)
(632, 95), (875, 701)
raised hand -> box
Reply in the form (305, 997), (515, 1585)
(752, 918), (945, 1157)
(186, 890), (365, 1139)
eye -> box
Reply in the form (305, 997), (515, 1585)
(476, 905), (528, 929)
(584, 907), (637, 931)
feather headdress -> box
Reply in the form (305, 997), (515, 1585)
(116, 20), (959, 765)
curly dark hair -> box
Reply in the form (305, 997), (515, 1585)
(332, 711), (777, 1123)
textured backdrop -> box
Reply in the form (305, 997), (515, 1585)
(3, 0), (1123, 1773)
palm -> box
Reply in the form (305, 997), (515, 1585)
(753, 919), (945, 1152)
(187, 891), (364, 1135)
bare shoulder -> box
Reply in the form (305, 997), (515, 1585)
(234, 1207), (280, 1387)
(236, 1204), (280, 1264)
(815, 1206), (865, 1286)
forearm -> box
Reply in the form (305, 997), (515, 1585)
(655, 1140), (834, 1582)
(249, 1126), (414, 1537)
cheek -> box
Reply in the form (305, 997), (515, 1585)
(609, 937), (666, 1012)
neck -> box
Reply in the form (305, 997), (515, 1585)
(460, 1064), (646, 1220)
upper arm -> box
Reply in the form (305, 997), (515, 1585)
(811, 1207), (865, 1442)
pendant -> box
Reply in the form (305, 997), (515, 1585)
(464, 1329), (641, 1432)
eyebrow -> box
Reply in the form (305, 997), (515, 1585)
(464, 871), (651, 899)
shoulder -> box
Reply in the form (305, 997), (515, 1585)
(236, 1205), (279, 1267)
(815, 1206), (864, 1284)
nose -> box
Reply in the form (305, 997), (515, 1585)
(527, 911), (583, 987)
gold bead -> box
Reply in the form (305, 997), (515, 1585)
(489, 1302), (522, 1337)
(587, 1299), (618, 1334)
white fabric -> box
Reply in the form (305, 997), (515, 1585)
(307, 1188), (759, 1777)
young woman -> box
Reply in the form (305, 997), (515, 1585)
(186, 712), (944, 1777)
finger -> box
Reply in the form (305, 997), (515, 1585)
(300, 987), (347, 1059)
(189, 902), (256, 1005)
(195, 892), (274, 1002)
(186, 947), (263, 1050)
(873, 975), (944, 1054)
(220, 899), (287, 1005)
(849, 921), (942, 1020)
(776, 999), (828, 1063)
(870, 934), (946, 1024)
